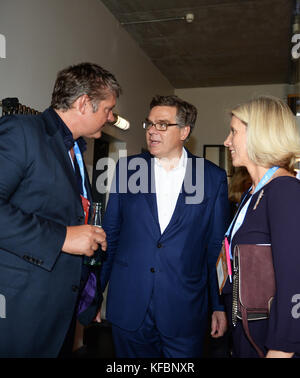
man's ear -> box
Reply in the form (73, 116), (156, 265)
(180, 126), (190, 141)
(74, 94), (89, 114)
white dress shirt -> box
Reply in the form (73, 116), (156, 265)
(154, 148), (187, 234)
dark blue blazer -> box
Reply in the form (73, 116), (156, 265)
(101, 150), (230, 337)
(0, 109), (89, 357)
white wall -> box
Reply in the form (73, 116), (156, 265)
(0, 2), (294, 167)
(176, 84), (289, 156)
(0, 0), (173, 163)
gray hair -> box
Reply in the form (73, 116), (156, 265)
(51, 62), (122, 112)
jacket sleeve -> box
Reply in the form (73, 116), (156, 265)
(0, 116), (66, 271)
(207, 169), (230, 311)
(265, 179), (300, 353)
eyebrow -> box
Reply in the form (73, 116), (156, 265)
(146, 118), (171, 123)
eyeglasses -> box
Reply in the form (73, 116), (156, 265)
(142, 120), (179, 131)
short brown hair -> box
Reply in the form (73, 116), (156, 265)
(150, 95), (197, 137)
(51, 62), (122, 112)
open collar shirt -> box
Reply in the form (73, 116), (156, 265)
(154, 147), (187, 234)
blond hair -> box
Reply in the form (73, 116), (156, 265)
(231, 96), (300, 172)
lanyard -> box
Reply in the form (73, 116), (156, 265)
(225, 166), (279, 258)
(70, 141), (88, 199)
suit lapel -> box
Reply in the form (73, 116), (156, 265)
(142, 150), (197, 236)
(42, 109), (83, 208)
(84, 168), (93, 203)
(142, 153), (160, 232)
(160, 150), (198, 235)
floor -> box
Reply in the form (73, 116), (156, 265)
(72, 320), (116, 358)
(71, 320), (231, 358)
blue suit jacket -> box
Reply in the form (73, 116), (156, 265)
(101, 150), (230, 337)
(0, 109), (89, 357)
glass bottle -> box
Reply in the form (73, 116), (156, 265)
(84, 202), (102, 266)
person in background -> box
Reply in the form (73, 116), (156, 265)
(0, 62), (121, 357)
(228, 167), (251, 219)
(223, 95), (300, 358)
(99, 95), (230, 358)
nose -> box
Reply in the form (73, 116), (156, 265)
(107, 110), (115, 123)
(147, 124), (158, 134)
(224, 133), (231, 147)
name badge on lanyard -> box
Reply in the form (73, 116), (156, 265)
(216, 166), (279, 293)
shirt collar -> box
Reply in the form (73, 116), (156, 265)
(48, 107), (87, 152)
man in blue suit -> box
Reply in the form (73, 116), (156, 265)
(0, 62), (121, 357)
(101, 95), (230, 357)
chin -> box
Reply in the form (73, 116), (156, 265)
(92, 131), (102, 139)
(150, 149), (162, 158)
(147, 146), (157, 156)
(231, 158), (239, 167)
(233, 163), (244, 169)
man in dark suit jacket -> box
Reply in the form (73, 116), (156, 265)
(0, 62), (121, 357)
(100, 95), (230, 357)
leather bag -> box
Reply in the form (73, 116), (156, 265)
(232, 244), (276, 358)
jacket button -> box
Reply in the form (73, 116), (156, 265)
(150, 267), (155, 273)
(157, 243), (162, 248)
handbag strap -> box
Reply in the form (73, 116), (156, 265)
(240, 306), (265, 358)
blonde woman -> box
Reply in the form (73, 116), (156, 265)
(223, 96), (300, 358)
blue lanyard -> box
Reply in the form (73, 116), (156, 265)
(69, 141), (88, 199)
(226, 166), (279, 258)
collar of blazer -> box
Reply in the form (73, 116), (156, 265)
(128, 148), (203, 235)
(41, 107), (62, 137)
(40, 108), (87, 208)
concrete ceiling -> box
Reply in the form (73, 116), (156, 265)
(101, 0), (294, 88)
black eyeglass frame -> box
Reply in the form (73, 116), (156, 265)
(142, 120), (179, 131)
